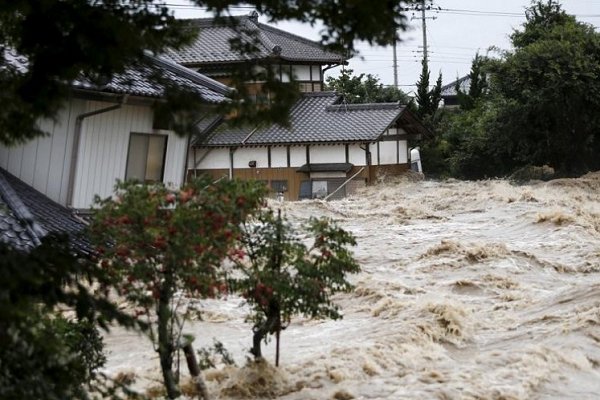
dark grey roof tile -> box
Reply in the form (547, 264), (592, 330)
(73, 54), (231, 103)
(197, 92), (407, 146)
(0, 168), (92, 256)
(167, 14), (343, 66)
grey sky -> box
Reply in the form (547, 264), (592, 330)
(171, 0), (600, 92)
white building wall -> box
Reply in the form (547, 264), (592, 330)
(291, 65), (311, 81)
(369, 143), (379, 166)
(233, 147), (268, 169)
(399, 140), (408, 164)
(0, 99), (84, 206)
(191, 148), (230, 170)
(289, 146), (306, 167)
(378, 141), (398, 165)
(309, 144), (346, 164)
(72, 101), (188, 209)
(348, 144), (366, 166)
(270, 146), (287, 168)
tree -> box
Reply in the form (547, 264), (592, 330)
(89, 177), (265, 399)
(0, 0), (416, 146)
(325, 69), (411, 104)
(231, 210), (360, 363)
(486, 0), (600, 174)
(456, 53), (488, 110)
(415, 60), (442, 119)
(0, 236), (134, 399)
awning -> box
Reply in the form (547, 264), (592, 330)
(296, 163), (353, 173)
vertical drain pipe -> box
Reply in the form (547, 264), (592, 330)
(67, 98), (126, 208)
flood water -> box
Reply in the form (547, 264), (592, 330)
(104, 172), (600, 399)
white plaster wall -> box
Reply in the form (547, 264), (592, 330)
(292, 65), (311, 81)
(271, 146), (287, 168)
(348, 144), (366, 166)
(192, 148), (230, 169)
(233, 147), (268, 169)
(309, 144), (346, 164)
(369, 143), (379, 166)
(289, 146), (307, 167)
(379, 141), (398, 165)
(399, 140), (408, 164)
(311, 65), (321, 81)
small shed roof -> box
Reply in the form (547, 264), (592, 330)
(194, 92), (422, 147)
(167, 12), (344, 66)
(0, 168), (92, 255)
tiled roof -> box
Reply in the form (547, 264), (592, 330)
(74, 54), (231, 103)
(0, 168), (92, 256)
(195, 92), (408, 146)
(441, 75), (471, 97)
(167, 13), (344, 66)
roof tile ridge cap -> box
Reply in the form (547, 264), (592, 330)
(441, 74), (470, 91)
(183, 15), (244, 27)
(243, 16), (280, 54)
(257, 22), (338, 51)
(146, 53), (233, 95)
(302, 91), (337, 97)
(326, 102), (401, 110)
(0, 170), (46, 243)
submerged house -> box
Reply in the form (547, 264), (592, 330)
(0, 54), (230, 211)
(190, 92), (428, 200)
(168, 12), (429, 200)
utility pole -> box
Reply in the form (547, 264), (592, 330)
(393, 38), (398, 88)
(404, 1), (438, 66)
(421, 0), (428, 67)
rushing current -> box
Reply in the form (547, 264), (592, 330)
(104, 172), (600, 399)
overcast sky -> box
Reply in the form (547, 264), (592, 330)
(170, 0), (600, 93)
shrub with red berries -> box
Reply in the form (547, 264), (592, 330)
(230, 210), (360, 363)
(88, 176), (265, 398)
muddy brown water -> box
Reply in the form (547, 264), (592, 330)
(104, 173), (600, 399)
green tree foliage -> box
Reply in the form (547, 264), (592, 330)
(432, 1), (600, 179)
(231, 210), (359, 362)
(456, 53), (488, 110)
(0, 236), (132, 399)
(415, 61), (442, 119)
(325, 69), (411, 104)
(486, 0), (600, 174)
(89, 177), (265, 399)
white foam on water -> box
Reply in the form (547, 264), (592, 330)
(103, 172), (600, 399)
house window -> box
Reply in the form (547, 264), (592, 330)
(125, 133), (168, 183)
(270, 180), (288, 194)
(312, 180), (328, 199)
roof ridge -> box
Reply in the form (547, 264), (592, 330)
(256, 22), (326, 49)
(146, 53), (233, 96)
(301, 91), (338, 97)
(441, 74), (470, 91)
(326, 102), (402, 111)
(0, 169), (46, 245)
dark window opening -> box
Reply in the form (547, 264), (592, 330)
(125, 133), (168, 183)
